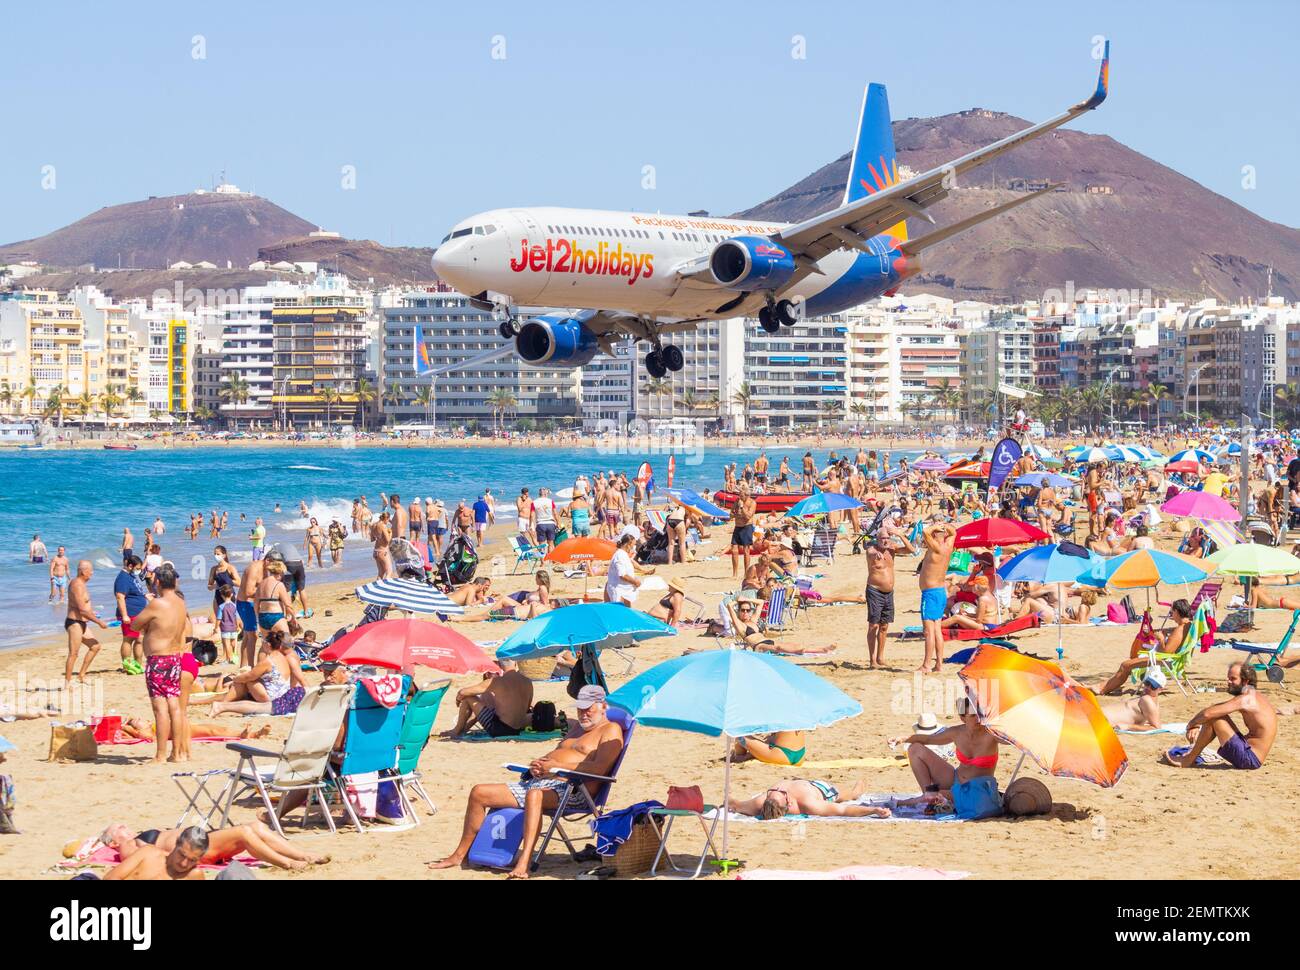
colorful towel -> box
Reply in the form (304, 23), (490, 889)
(780, 758), (906, 769)
(739, 865), (969, 880)
(1118, 722), (1188, 736)
(59, 844), (266, 871)
(705, 794), (961, 824)
(446, 729), (564, 743)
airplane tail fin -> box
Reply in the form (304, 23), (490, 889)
(844, 83), (906, 242)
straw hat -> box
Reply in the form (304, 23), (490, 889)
(914, 712), (940, 732)
(1003, 777), (1052, 817)
(667, 577), (689, 595)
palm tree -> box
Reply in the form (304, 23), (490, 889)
(820, 399), (844, 429)
(21, 377), (38, 416)
(125, 385), (145, 424)
(352, 377), (377, 430)
(932, 378), (962, 424)
(42, 384), (67, 427)
(0, 382), (12, 416)
(1057, 386), (1079, 432)
(849, 401), (870, 430)
(486, 387), (518, 433)
(320, 387), (345, 428)
(676, 388), (698, 413)
(193, 405), (215, 426)
(1144, 383), (1169, 431)
(413, 385), (435, 424)
(1275, 385), (1300, 428)
(703, 392), (721, 426)
(644, 378), (673, 418)
(100, 386), (124, 424)
(74, 391), (96, 430)
(219, 374), (251, 428)
(728, 381), (759, 432)
(383, 381), (403, 423)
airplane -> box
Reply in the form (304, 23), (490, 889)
(430, 42), (1109, 379)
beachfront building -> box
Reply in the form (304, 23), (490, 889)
(960, 318), (1035, 422)
(71, 286), (150, 422)
(741, 314), (850, 430)
(845, 302), (963, 422)
(269, 272), (370, 429)
(634, 320), (743, 430)
(218, 283), (291, 427)
(580, 340), (640, 433)
(0, 289), (91, 419)
(381, 287), (581, 431)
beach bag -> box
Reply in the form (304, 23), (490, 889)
(342, 771), (379, 819)
(48, 724), (98, 762)
(192, 639), (218, 666)
(666, 785), (705, 813)
(1106, 602), (1129, 624)
(530, 701), (557, 733)
(609, 815), (664, 877)
(91, 716), (122, 744)
(375, 779), (405, 823)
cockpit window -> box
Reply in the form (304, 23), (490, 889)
(451, 228), (472, 239)
(483, 224), (497, 234)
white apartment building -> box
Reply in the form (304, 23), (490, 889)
(846, 303), (963, 421)
(742, 314), (850, 429)
(634, 320), (744, 429)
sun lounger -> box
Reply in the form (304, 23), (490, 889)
(942, 614), (1040, 641)
(1225, 607), (1298, 682)
(390, 680), (451, 824)
(327, 682), (411, 832)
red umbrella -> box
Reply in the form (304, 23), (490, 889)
(1165, 460), (1199, 474)
(954, 518), (1049, 549)
(320, 619), (500, 675)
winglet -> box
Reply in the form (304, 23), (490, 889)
(1079, 40), (1110, 110)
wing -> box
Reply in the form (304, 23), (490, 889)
(776, 42), (1109, 262)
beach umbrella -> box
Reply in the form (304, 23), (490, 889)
(355, 578), (464, 615)
(954, 517), (1048, 550)
(544, 536), (617, 564)
(1216, 442), (1242, 458)
(663, 487), (730, 519)
(1078, 549), (1211, 599)
(1104, 445), (1147, 463)
(1159, 491), (1241, 521)
(1067, 446), (1112, 463)
(1165, 460), (1200, 475)
(1204, 544), (1300, 577)
(607, 650), (862, 858)
(1197, 517), (1244, 551)
(495, 602), (675, 662)
(1024, 443), (1058, 461)
(913, 456), (949, 472)
(997, 542), (1105, 658)
(786, 492), (863, 517)
(1011, 472), (1077, 489)
(320, 618), (499, 675)
(958, 644), (1127, 788)
(1168, 448), (1215, 464)
(1128, 445), (1165, 461)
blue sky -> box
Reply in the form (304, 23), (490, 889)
(1, 0), (1296, 249)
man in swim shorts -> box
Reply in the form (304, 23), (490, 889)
(728, 779), (891, 819)
(130, 564), (189, 764)
(919, 520), (956, 674)
(1165, 663), (1276, 770)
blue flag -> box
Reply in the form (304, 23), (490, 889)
(988, 437), (1022, 492)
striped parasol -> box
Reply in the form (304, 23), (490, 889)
(355, 578), (464, 615)
(1196, 517), (1244, 551)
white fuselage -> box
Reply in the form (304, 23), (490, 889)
(430, 206), (863, 319)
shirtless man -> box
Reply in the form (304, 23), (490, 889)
(918, 520), (956, 673)
(236, 554), (265, 667)
(729, 778), (890, 819)
(1165, 663), (1277, 770)
(103, 825), (206, 881)
(29, 533), (47, 563)
(754, 450), (769, 484)
(49, 546), (70, 603)
(728, 485), (758, 579)
(64, 560), (107, 686)
(865, 530), (916, 669)
(129, 564), (190, 763)
(446, 664), (533, 738)
(942, 576), (1001, 633)
(1100, 668), (1165, 730)
(430, 685), (624, 879)
(370, 511), (393, 580)
(121, 527), (135, 565)
(801, 452), (816, 491)
(385, 492), (409, 541)
(101, 820), (329, 872)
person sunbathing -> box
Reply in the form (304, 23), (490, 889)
(429, 685), (624, 879)
(445, 663), (532, 738)
(887, 694), (1003, 819)
(647, 578), (691, 627)
(1248, 585), (1300, 610)
(721, 597), (832, 655)
(1094, 599), (1193, 695)
(732, 730), (807, 766)
(1100, 669), (1165, 729)
(728, 778), (890, 819)
(101, 820), (330, 871)
(1061, 587), (1101, 624)
(940, 579), (1000, 633)
(1163, 663), (1277, 769)
(102, 825), (207, 880)
(118, 715), (271, 741)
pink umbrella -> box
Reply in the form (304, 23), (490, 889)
(913, 456), (949, 472)
(1159, 491), (1241, 522)
(320, 619), (501, 675)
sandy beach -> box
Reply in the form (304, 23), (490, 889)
(2, 507), (1297, 882)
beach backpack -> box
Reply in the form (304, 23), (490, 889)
(438, 534), (479, 585)
(530, 701), (557, 732)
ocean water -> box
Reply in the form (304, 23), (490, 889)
(0, 442), (941, 651)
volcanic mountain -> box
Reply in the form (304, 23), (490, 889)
(736, 108), (1300, 302)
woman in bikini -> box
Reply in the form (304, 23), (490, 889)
(304, 518), (325, 568)
(722, 597), (830, 656)
(210, 631), (307, 716)
(732, 729), (808, 766)
(888, 694), (1004, 819)
(253, 560), (296, 640)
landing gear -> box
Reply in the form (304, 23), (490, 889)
(498, 319), (519, 339)
(774, 299), (801, 327)
(645, 343), (684, 379)
(758, 306), (780, 333)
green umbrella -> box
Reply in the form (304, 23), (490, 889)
(1205, 544), (1300, 577)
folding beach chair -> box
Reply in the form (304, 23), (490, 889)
(1143, 601), (1211, 696)
(1158, 578), (1222, 626)
(508, 535), (545, 574)
(762, 583), (796, 634)
(172, 683), (352, 833)
(803, 524), (837, 565)
(327, 680), (412, 832)
(389, 680), (451, 823)
(1226, 608), (1299, 683)
(466, 708), (636, 873)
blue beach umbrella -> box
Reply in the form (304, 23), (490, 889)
(1067, 446), (1113, 463)
(1167, 448), (1215, 464)
(607, 650), (861, 857)
(356, 578), (464, 615)
(1077, 548), (1211, 591)
(998, 542), (1105, 659)
(663, 487), (729, 519)
(495, 602), (675, 662)
(1104, 445), (1147, 463)
(786, 492), (863, 517)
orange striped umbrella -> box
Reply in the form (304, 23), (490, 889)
(544, 536), (617, 564)
(958, 644), (1128, 788)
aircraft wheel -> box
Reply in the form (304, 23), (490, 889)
(662, 345), (685, 372)
(645, 350), (668, 379)
(498, 321), (517, 339)
(775, 299), (801, 327)
(758, 307), (780, 333)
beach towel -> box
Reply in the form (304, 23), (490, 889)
(1118, 722), (1188, 736)
(738, 865), (969, 881)
(446, 728), (565, 743)
(769, 757), (906, 770)
(360, 674), (404, 708)
(58, 843), (266, 871)
(96, 731), (243, 746)
(1162, 745), (1226, 767)
(705, 794), (962, 824)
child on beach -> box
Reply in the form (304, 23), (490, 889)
(217, 587), (240, 665)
